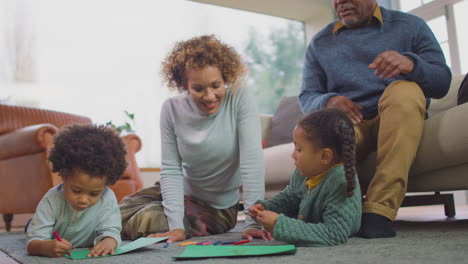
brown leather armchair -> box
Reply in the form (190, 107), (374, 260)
(0, 104), (143, 231)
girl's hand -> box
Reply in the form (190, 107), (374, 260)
(256, 210), (279, 233)
(247, 203), (265, 219)
(88, 237), (118, 257)
(147, 229), (186, 242)
(242, 228), (274, 241)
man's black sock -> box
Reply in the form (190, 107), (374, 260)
(357, 213), (396, 239)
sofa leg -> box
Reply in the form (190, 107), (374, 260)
(401, 192), (456, 217)
(443, 194), (456, 217)
(3, 214), (13, 232)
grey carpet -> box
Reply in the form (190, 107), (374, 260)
(1, 220), (468, 264)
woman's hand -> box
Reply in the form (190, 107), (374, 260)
(88, 237), (118, 257)
(147, 229), (186, 242)
(256, 210), (279, 233)
(242, 228), (274, 241)
(247, 203), (265, 219)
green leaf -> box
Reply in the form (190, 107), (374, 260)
(104, 110), (136, 134)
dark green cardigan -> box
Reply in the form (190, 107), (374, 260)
(258, 165), (361, 247)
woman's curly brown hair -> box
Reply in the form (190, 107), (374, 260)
(161, 34), (247, 93)
(48, 124), (127, 185)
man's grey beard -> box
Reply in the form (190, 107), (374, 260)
(341, 16), (366, 29)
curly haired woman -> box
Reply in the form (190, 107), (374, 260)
(119, 35), (269, 243)
(26, 124), (127, 257)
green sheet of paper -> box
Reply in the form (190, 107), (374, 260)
(174, 245), (296, 259)
(65, 236), (170, 260)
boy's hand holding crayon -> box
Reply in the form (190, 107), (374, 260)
(48, 238), (72, 257)
(27, 235), (72, 258)
(88, 237), (118, 257)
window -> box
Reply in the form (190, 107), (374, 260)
(399, 0), (436, 12)
(427, 16), (451, 67)
(1, 0), (305, 167)
(395, 0), (467, 202)
(454, 0), (468, 73)
(394, 0), (465, 74)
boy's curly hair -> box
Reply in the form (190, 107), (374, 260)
(48, 124), (127, 185)
(161, 34), (247, 93)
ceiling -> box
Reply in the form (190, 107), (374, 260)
(188, 0), (333, 22)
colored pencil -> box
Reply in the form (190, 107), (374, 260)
(233, 239), (250, 245)
(52, 231), (71, 257)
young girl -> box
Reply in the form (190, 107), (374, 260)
(26, 124), (127, 257)
(248, 108), (362, 246)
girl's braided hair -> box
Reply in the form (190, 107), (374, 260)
(298, 108), (357, 197)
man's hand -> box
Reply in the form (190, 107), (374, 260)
(242, 228), (274, 241)
(255, 210), (279, 233)
(326, 96), (363, 124)
(147, 229), (186, 242)
(369, 50), (415, 79)
(88, 237), (118, 257)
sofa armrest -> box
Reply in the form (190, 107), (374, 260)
(0, 124), (58, 160)
(411, 102), (468, 175)
(121, 133), (143, 190)
(260, 114), (273, 141)
(428, 74), (465, 118)
(264, 143), (295, 186)
(123, 133), (142, 153)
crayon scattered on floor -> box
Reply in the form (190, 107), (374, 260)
(179, 241), (197, 246)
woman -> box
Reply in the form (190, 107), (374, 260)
(120, 35), (270, 242)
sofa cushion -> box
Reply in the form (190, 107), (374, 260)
(457, 74), (468, 105)
(265, 96), (303, 148)
(427, 74), (464, 118)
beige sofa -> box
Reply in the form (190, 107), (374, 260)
(261, 74), (467, 216)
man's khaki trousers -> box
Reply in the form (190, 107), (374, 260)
(355, 80), (426, 220)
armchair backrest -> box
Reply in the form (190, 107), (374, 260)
(0, 104), (92, 135)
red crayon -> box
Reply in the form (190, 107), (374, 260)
(52, 231), (71, 257)
(233, 239), (250, 245)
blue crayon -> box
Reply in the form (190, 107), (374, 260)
(213, 241), (222, 245)
(163, 242), (170, 248)
(222, 241), (235, 245)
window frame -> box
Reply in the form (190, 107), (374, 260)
(392, 0), (463, 74)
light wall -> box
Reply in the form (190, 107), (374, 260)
(141, 170), (161, 188)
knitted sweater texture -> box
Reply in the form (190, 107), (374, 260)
(299, 7), (451, 118)
(259, 165), (361, 247)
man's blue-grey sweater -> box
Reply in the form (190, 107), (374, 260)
(299, 7), (452, 118)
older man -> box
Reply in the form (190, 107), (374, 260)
(299, 0), (451, 238)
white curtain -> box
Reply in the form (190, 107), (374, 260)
(0, 0), (35, 86)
